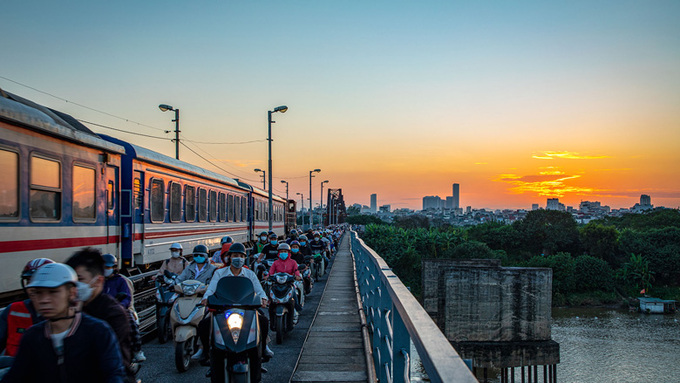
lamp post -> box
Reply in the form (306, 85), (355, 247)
(280, 180), (289, 201)
(296, 192), (304, 226)
(267, 105), (288, 231)
(309, 169), (320, 229)
(320, 180), (329, 225)
(159, 104), (180, 160)
(254, 168), (266, 190)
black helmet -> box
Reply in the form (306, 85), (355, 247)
(102, 253), (117, 268)
(259, 231), (268, 237)
(192, 244), (209, 256)
(228, 243), (246, 255)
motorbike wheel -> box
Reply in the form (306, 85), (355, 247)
(158, 316), (170, 344)
(226, 359), (250, 383)
(276, 316), (284, 344)
(175, 340), (192, 373)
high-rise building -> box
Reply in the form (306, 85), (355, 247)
(640, 194), (651, 206)
(532, 204), (539, 211)
(452, 183), (460, 209)
(445, 196), (455, 209)
(370, 194), (377, 213)
(423, 196), (442, 210)
(546, 198), (559, 210)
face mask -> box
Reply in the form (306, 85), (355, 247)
(271, 240), (278, 245)
(230, 257), (245, 269)
(171, 250), (180, 258)
(104, 269), (114, 277)
(260, 236), (267, 242)
(194, 256), (206, 264)
(292, 248), (299, 253)
(279, 252), (289, 260)
(300, 242), (307, 246)
(77, 279), (96, 302)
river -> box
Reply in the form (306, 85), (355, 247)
(551, 307), (680, 383)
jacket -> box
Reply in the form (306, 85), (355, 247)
(158, 257), (188, 277)
(1, 313), (125, 383)
(176, 262), (216, 285)
(0, 300), (40, 356)
(83, 293), (133, 380)
(269, 257), (301, 278)
(104, 274), (132, 309)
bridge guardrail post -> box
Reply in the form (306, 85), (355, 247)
(392, 309), (410, 383)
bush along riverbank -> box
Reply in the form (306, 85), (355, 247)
(358, 209), (680, 308)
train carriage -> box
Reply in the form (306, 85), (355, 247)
(235, 181), (286, 241)
(0, 91), (125, 295)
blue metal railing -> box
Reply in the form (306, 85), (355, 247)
(350, 231), (478, 383)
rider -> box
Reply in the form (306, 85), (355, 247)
(258, 233), (281, 263)
(253, 231), (269, 255)
(0, 258), (53, 357)
(200, 243), (271, 381)
(211, 236), (233, 264)
(156, 243), (187, 279)
(289, 241), (306, 265)
(309, 232), (329, 270)
(297, 234), (312, 256)
(65, 248), (135, 382)
(175, 245), (217, 285)
(286, 229), (298, 244)
(2, 263), (126, 383)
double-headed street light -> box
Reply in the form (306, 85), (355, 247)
(281, 180), (289, 201)
(309, 169), (320, 229)
(159, 104), (180, 160)
(296, 192), (304, 224)
(268, 105), (288, 231)
(254, 169), (266, 190)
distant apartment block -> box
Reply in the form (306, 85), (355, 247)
(370, 194), (377, 213)
(532, 203), (539, 211)
(423, 196), (442, 210)
(452, 183), (460, 209)
(379, 204), (391, 213)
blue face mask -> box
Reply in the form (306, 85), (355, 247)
(300, 242), (307, 246)
(271, 240), (278, 245)
(292, 248), (299, 253)
(194, 255), (206, 264)
(279, 252), (289, 260)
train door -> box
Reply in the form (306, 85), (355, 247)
(105, 166), (120, 259)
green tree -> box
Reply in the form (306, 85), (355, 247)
(618, 253), (654, 294)
(579, 223), (622, 267)
(512, 210), (580, 257)
(346, 205), (361, 216)
(572, 255), (614, 293)
(393, 214), (430, 229)
(346, 215), (385, 226)
(450, 241), (496, 259)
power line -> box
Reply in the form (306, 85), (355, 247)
(183, 138), (266, 145)
(180, 141), (259, 183)
(79, 119), (169, 140)
(0, 75), (167, 132)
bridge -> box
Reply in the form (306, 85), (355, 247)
(137, 232), (477, 382)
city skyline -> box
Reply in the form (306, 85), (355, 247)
(2, 1), (679, 211)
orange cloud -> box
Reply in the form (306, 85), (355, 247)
(495, 172), (596, 198)
(532, 151), (610, 160)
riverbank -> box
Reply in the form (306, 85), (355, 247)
(555, 286), (680, 309)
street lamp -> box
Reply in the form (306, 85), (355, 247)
(296, 192), (304, 226)
(254, 169), (266, 190)
(280, 180), (289, 201)
(309, 169), (320, 229)
(268, 105), (288, 231)
(159, 104), (180, 160)
(320, 180), (329, 225)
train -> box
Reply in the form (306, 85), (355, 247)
(0, 90), (295, 297)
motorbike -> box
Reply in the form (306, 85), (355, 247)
(170, 279), (206, 372)
(208, 277), (263, 383)
(298, 258), (313, 295)
(267, 272), (296, 344)
(155, 270), (179, 344)
(311, 253), (325, 282)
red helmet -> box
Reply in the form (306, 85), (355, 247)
(21, 258), (55, 288)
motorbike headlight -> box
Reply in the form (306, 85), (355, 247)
(182, 283), (198, 296)
(226, 310), (245, 343)
(276, 275), (288, 284)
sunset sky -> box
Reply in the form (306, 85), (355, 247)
(2, 1), (679, 210)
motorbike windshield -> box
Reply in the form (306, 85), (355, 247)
(208, 277), (261, 307)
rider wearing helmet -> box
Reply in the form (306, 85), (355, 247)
(286, 229), (299, 244)
(258, 233), (281, 262)
(289, 240), (305, 265)
(3, 262), (126, 383)
(175, 244), (216, 285)
(297, 234), (312, 256)
(254, 231), (269, 255)
(102, 254), (132, 310)
(268, 243), (301, 280)
(156, 243), (187, 279)
(211, 236), (233, 264)
(0, 258), (53, 357)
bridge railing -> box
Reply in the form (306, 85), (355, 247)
(350, 231), (478, 383)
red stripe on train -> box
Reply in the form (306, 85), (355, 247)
(0, 236), (119, 253)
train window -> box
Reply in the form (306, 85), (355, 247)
(235, 196), (241, 221)
(198, 188), (207, 222)
(0, 149), (19, 219)
(150, 178), (165, 222)
(169, 182), (181, 222)
(242, 197), (247, 222)
(30, 156), (61, 221)
(133, 178), (142, 209)
(107, 181), (114, 210)
(218, 193), (226, 222)
(72, 165), (96, 221)
(226, 194), (233, 221)
(209, 190), (217, 222)
(185, 185), (195, 222)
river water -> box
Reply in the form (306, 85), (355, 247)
(551, 307), (680, 383)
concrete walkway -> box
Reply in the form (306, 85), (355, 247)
(291, 235), (368, 383)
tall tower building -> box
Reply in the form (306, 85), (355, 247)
(546, 198), (559, 210)
(640, 194), (651, 206)
(370, 194), (377, 213)
(452, 183), (460, 209)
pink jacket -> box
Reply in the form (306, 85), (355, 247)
(269, 257), (301, 278)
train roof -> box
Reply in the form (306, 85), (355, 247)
(0, 90), (125, 154)
(100, 134), (243, 189)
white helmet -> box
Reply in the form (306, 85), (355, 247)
(27, 263), (78, 288)
(170, 243), (183, 250)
